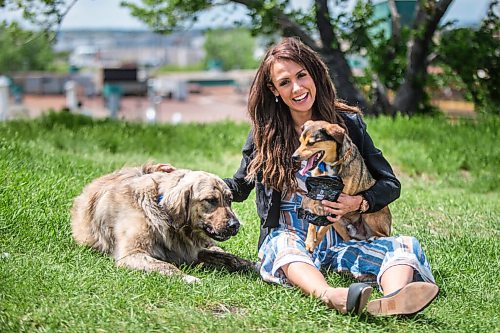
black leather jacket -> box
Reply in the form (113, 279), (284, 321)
(224, 112), (401, 249)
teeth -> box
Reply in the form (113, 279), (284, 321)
(293, 93), (307, 101)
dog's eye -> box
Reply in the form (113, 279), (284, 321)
(307, 139), (322, 146)
(205, 198), (219, 206)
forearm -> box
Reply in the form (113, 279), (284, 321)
(357, 117), (401, 212)
(361, 176), (400, 213)
(225, 129), (255, 202)
(224, 177), (254, 202)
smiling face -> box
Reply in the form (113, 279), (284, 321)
(269, 60), (317, 118)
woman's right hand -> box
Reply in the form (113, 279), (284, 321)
(155, 163), (176, 173)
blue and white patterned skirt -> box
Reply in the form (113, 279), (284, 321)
(258, 193), (436, 289)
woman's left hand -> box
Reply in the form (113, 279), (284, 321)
(322, 194), (363, 223)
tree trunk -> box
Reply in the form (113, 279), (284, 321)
(314, 0), (370, 112)
(322, 51), (370, 112)
(394, 0), (453, 115)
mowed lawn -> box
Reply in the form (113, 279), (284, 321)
(0, 112), (498, 332)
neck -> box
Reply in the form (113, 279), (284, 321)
(290, 110), (313, 134)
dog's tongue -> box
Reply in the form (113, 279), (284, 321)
(299, 156), (315, 176)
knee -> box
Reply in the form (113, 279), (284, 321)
(398, 235), (419, 244)
(281, 263), (290, 275)
(397, 235), (423, 254)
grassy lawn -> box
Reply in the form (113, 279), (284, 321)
(0, 112), (498, 332)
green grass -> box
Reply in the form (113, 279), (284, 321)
(0, 112), (498, 332)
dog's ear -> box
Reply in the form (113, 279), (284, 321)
(302, 120), (315, 133)
(181, 188), (191, 224)
(165, 183), (192, 227)
(129, 176), (176, 230)
(324, 124), (345, 143)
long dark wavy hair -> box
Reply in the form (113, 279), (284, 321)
(245, 37), (360, 192)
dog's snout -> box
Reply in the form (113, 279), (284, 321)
(292, 153), (300, 163)
(227, 218), (240, 234)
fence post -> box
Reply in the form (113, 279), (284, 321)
(104, 84), (122, 119)
(146, 79), (158, 123)
(0, 76), (9, 121)
(64, 80), (78, 112)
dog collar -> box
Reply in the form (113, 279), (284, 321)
(157, 194), (164, 204)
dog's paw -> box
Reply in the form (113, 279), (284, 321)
(305, 242), (315, 253)
(182, 275), (201, 284)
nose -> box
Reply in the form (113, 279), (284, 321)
(292, 81), (301, 93)
(227, 218), (240, 235)
(292, 153), (300, 163)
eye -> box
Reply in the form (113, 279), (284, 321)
(306, 140), (316, 146)
(278, 79), (289, 87)
(307, 137), (325, 146)
(205, 197), (219, 206)
(223, 192), (233, 205)
(298, 71), (307, 78)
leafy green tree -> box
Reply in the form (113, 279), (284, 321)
(437, 0), (499, 114)
(204, 28), (259, 71)
(1, 0), (75, 29)
(0, 21), (55, 72)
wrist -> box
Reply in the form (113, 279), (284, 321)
(357, 195), (369, 213)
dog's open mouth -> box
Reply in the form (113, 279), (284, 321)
(299, 151), (324, 176)
(202, 224), (232, 242)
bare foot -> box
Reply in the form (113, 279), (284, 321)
(319, 287), (349, 314)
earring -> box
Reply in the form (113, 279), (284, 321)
(275, 96), (279, 103)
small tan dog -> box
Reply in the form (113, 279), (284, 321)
(292, 120), (391, 252)
(71, 163), (255, 283)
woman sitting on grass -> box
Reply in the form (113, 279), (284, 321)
(223, 37), (439, 316)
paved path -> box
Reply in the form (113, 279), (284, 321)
(6, 86), (474, 123)
(8, 86), (250, 124)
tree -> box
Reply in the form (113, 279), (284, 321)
(437, 0), (499, 114)
(204, 28), (259, 71)
(393, 0), (454, 115)
(0, 21), (56, 72)
(1, 0), (78, 30)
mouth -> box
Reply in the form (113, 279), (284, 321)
(201, 224), (232, 242)
(292, 92), (308, 103)
(299, 151), (324, 176)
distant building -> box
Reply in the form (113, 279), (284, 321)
(54, 29), (206, 68)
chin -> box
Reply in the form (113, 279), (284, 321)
(290, 101), (314, 114)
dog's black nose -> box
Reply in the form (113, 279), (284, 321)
(227, 218), (240, 234)
(292, 154), (300, 163)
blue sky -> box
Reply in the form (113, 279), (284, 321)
(1, 0), (494, 30)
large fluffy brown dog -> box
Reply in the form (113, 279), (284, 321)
(292, 120), (392, 252)
(71, 163), (255, 283)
